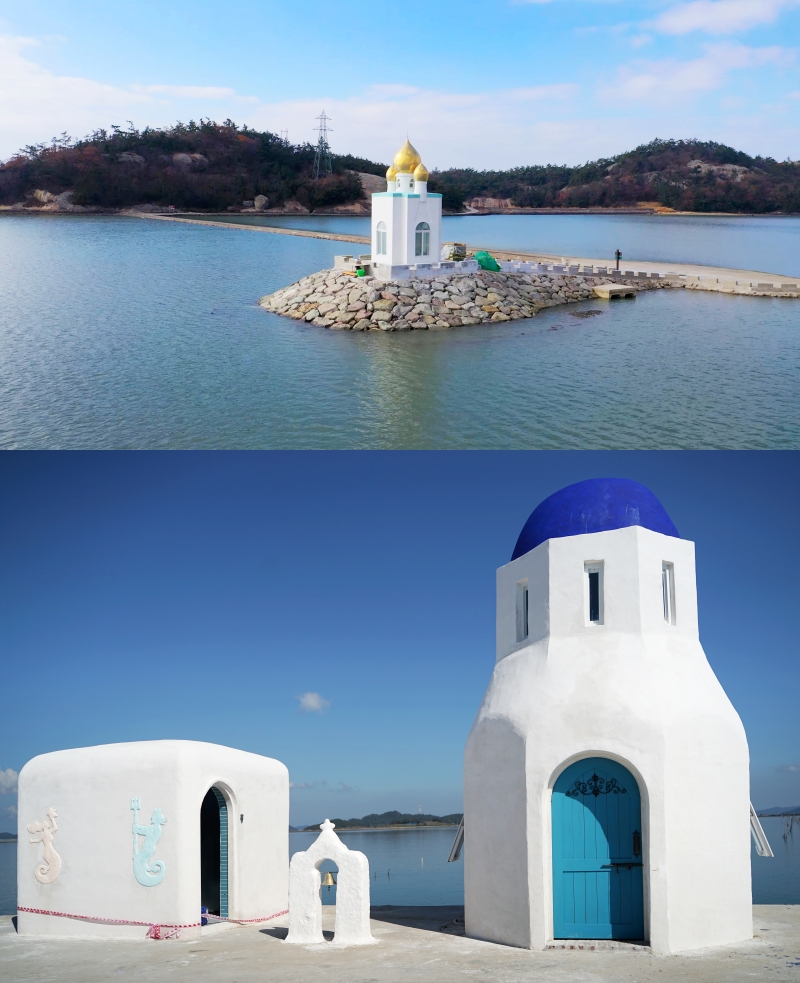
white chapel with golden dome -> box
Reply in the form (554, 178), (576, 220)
(370, 139), (443, 276)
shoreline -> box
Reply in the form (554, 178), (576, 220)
(4, 205), (799, 218)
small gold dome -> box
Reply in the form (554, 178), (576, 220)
(413, 162), (429, 182)
(393, 139), (422, 174)
(386, 165), (397, 180)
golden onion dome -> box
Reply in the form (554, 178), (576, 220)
(393, 139), (422, 174)
(413, 161), (429, 182)
(386, 165), (397, 180)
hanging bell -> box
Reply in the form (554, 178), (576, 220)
(321, 870), (337, 893)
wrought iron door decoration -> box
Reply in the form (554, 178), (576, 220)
(565, 773), (627, 798)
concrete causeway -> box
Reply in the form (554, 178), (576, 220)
(2, 905), (799, 982)
(129, 212), (798, 297)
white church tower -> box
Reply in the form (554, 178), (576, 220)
(464, 478), (753, 954)
(370, 139), (442, 277)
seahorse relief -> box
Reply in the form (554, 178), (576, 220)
(27, 807), (62, 884)
(131, 797), (167, 887)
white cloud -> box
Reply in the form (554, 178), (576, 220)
(505, 84), (579, 100)
(0, 34), (258, 160)
(332, 782), (355, 793)
(290, 780), (327, 789)
(5, 805), (17, 820)
(0, 769), (18, 794)
(599, 42), (793, 101)
(0, 31), (798, 171)
(297, 691), (330, 713)
(132, 84), (254, 101)
(243, 83), (585, 169)
(655, 0), (798, 35)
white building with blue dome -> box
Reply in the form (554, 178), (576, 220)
(464, 478), (753, 954)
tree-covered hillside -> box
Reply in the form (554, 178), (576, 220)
(0, 120), (386, 212)
(429, 139), (800, 213)
(2, 126), (798, 214)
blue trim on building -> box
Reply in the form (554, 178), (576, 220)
(371, 192), (443, 199)
(512, 478), (679, 560)
(211, 787), (229, 918)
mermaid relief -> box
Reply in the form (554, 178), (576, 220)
(131, 797), (167, 886)
(27, 807), (62, 884)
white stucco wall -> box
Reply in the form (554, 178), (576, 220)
(371, 191), (442, 267)
(464, 525), (752, 954)
(17, 740), (289, 938)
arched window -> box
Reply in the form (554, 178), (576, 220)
(376, 221), (387, 256)
(415, 222), (430, 257)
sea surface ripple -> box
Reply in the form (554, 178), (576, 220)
(0, 214), (798, 449)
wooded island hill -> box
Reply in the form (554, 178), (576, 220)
(2, 120), (798, 215)
(301, 811), (463, 831)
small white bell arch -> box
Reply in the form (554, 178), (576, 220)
(285, 819), (375, 945)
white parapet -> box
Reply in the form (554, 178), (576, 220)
(368, 259), (479, 281)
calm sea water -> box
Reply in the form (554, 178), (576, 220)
(1, 214), (798, 449)
(1, 819), (797, 917)
(291, 828), (464, 907)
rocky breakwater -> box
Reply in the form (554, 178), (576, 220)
(259, 268), (669, 330)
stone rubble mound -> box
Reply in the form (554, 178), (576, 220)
(259, 268), (668, 331)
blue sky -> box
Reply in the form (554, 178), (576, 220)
(0, 451), (798, 829)
(1, 0), (798, 166)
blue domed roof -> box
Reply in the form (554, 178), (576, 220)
(511, 478), (679, 560)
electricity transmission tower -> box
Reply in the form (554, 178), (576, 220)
(312, 111), (333, 179)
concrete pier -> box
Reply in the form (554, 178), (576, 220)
(2, 906), (799, 982)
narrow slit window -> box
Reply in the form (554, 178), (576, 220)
(516, 581), (529, 642)
(662, 562), (676, 625)
(585, 563), (603, 625)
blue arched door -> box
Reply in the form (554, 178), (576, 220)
(552, 757), (644, 940)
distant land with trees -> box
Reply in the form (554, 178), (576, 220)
(301, 811), (463, 831)
(1, 120), (798, 215)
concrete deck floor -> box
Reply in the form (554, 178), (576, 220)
(2, 905), (799, 982)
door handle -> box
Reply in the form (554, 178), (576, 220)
(603, 862), (643, 869)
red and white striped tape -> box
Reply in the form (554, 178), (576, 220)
(18, 905), (288, 938)
(206, 910), (288, 925)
